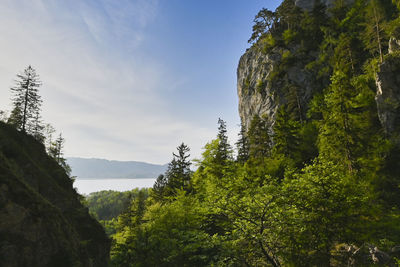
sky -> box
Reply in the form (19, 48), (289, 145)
(0, 0), (281, 164)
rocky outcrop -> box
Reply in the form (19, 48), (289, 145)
(376, 38), (400, 135)
(388, 37), (400, 54)
(0, 122), (110, 266)
(335, 244), (399, 266)
(237, 0), (346, 131)
(237, 45), (314, 131)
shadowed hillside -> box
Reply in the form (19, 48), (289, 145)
(0, 122), (110, 267)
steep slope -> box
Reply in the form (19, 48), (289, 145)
(237, 43), (316, 131)
(237, 0), (326, 131)
(0, 122), (110, 266)
(237, 0), (396, 135)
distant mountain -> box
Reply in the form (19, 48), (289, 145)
(67, 157), (168, 179)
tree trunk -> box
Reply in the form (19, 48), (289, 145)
(22, 80), (30, 132)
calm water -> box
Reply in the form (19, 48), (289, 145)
(74, 178), (156, 195)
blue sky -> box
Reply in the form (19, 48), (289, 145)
(0, 0), (281, 164)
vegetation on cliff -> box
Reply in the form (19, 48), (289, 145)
(108, 0), (400, 266)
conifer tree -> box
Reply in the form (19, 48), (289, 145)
(30, 110), (45, 143)
(163, 143), (192, 196)
(49, 133), (71, 176)
(363, 0), (387, 63)
(273, 106), (300, 159)
(236, 123), (250, 163)
(318, 71), (364, 171)
(49, 133), (64, 162)
(153, 174), (167, 201)
(7, 106), (23, 128)
(9, 65), (42, 132)
(285, 84), (304, 123)
(129, 189), (147, 227)
(43, 124), (56, 154)
(215, 118), (232, 163)
(276, 0), (302, 31)
(248, 8), (276, 43)
(248, 115), (272, 159)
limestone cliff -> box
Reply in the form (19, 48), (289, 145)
(237, 44), (315, 131)
(237, 0), (328, 131)
(376, 38), (400, 135)
(0, 122), (110, 267)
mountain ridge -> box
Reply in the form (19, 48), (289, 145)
(67, 157), (168, 179)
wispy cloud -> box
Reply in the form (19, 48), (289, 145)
(0, 0), (226, 164)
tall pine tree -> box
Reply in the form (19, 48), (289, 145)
(215, 118), (233, 163)
(9, 65), (42, 133)
(163, 143), (192, 197)
(49, 133), (71, 176)
(363, 0), (388, 63)
(248, 115), (272, 159)
(236, 123), (250, 163)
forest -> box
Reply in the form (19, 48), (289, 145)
(2, 0), (400, 266)
(102, 0), (400, 266)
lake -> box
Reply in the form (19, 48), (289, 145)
(73, 178), (156, 195)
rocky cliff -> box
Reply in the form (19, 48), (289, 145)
(376, 37), (400, 135)
(237, 0), (396, 135)
(0, 122), (110, 267)
(237, 0), (325, 131)
(237, 44), (315, 131)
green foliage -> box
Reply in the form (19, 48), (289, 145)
(85, 189), (146, 221)
(249, 8), (276, 44)
(282, 29), (298, 45)
(154, 143), (193, 201)
(281, 159), (372, 265)
(272, 106), (301, 160)
(235, 123), (249, 163)
(248, 115), (272, 159)
(275, 0), (302, 31)
(108, 1), (400, 265)
(152, 174), (167, 202)
(242, 74), (251, 94)
(362, 0), (392, 63)
(259, 33), (277, 54)
(47, 133), (72, 176)
(255, 79), (266, 94)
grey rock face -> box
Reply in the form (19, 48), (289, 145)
(389, 37), (400, 54)
(376, 56), (400, 134)
(237, 45), (314, 131)
(237, 46), (277, 131)
(237, 0), (358, 131)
